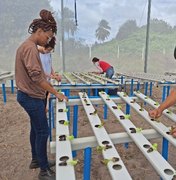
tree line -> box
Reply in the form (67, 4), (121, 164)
(59, 7), (176, 44)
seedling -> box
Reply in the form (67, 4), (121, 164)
(95, 121), (105, 128)
(82, 92), (86, 98)
(68, 160), (79, 166)
(166, 110), (172, 114)
(117, 105), (122, 109)
(67, 135), (74, 141)
(101, 157), (119, 165)
(147, 143), (158, 153)
(89, 109), (97, 115)
(154, 102), (159, 106)
(123, 92), (127, 97)
(129, 127), (142, 133)
(105, 144), (112, 150)
(139, 103), (144, 111)
(58, 108), (68, 112)
(59, 120), (69, 126)
(166, 126), (176, 138)
(124, 114), (130, 119)
(96, 145), (106, 153)
(59, 134), (74, 141)
(150, 118), (160, 123)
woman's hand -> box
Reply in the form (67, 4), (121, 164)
(55, 92), (68, 102)
(51, 74), (62, 82)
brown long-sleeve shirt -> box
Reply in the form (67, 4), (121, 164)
(15, 38), (47, 99)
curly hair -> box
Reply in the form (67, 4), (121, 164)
(45, 36), (56, 49)
(92, 57), (100, 62)
(28, 9), (57, 34)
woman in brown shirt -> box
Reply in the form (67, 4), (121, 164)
(15, 9), (67, 180)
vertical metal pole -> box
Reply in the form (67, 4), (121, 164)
(83, 147), (92, 180)
(149, 82), (153, 96)
(144, 0), (151, 73)
(74, 0), (78, 26)
(2, 83), (6, 104)
(161, 86), (169, 161)
(162, 137), (168, 160)
(124, 104), (130, 148)
(61, 0), (66, 72)
(144, 82), (148, 96)
(104, 89), (108, 119)
(137, 81), (140, 91)
(162, 86), (166, 102)
(130, 79), (134, 96)
(11, 80), (14, 94)
(144, 82), (148, 105)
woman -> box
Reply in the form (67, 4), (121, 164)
(38, 37), (61, 111)
(92, 57), (114, 79)
(38, 36), (61, 82)
(15, 9), (67, 180)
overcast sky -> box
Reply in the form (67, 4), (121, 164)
(50, 0), (176, 44)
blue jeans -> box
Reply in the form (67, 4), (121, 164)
(17, 90), (49, 170)
(106, 67), (114, 79)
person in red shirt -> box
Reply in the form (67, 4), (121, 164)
(92, 57), (114, 78)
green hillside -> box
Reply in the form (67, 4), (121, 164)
(87, 28), (176, 74)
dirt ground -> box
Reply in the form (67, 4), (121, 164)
(1, 87), (176, 180)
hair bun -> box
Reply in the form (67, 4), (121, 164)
(40, 9), (53, 23)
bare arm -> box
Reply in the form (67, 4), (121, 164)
(39, 80), (67, 101)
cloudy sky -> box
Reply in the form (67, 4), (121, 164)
(50, 0), (176, 44)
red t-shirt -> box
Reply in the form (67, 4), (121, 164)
(99, 61), (111, 72)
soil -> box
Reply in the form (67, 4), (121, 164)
(1, 87), (176, 180)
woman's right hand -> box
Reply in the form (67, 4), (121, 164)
(55, 92), (68, 102)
